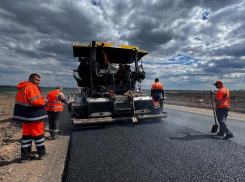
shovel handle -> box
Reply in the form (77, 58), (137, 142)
(210, 93), (217, 125)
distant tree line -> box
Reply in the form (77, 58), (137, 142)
(0, 85), (15, 87)
(232, 89), (245, 91)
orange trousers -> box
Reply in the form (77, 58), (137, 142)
(152, 98), (160, 106)
(22, 121), (44, 136)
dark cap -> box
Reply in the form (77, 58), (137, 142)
(155, 78), (159, 82)
(213, 80), (223, 85)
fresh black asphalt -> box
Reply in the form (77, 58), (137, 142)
(63, 108), (245, 182)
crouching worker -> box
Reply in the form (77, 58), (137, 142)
(13, 73), (49, 163)
(46, 86), (72, 140)
(150, 78), (164, 114)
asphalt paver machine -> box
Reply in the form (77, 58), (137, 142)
(69, 41), (168, 127)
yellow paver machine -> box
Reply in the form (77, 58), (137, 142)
(69, 41), (168, 127)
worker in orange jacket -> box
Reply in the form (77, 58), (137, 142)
(150, 78), (164, 114)
(210, 80), (234, 140)
(13, 73), (48, 163)
(46, 86), (72, 140)
(117, 63), (125, 77)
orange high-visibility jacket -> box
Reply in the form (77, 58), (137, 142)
(118, 65), (125, 76)
(13, 81), (48, 123)
(102, 51), (108, 65)
(45, 90), (64, 111)
(216, 87), (230, 108)
(151, 82), (164, 97)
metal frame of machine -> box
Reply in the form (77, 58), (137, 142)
(69, 41), (168, 126)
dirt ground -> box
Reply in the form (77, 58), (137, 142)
(0, 91), (245, 181)
(164, 91), (245, 113)
(0, 93), (70, 182)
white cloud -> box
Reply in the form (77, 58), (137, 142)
(0, 0), (244, 90)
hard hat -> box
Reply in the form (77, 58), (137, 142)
(213, 80), (223, 85)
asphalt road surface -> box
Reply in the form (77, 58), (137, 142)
(63, 108), (245, 182)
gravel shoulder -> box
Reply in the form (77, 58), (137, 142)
(164, 104), (245, 121)
(0, 93), (72, 182)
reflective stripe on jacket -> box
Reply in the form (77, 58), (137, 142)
(217, 87), (230, 108)
(45, 90), (64, 111)
(151, 82), (164, 97)
(13, 81), (47, 123)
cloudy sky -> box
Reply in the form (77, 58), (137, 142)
(0, 0), (245, 90)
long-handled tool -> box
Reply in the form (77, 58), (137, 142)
(211, 92), (218, 133)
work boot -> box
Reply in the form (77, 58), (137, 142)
(39, 152), (49, 160)
(223, 133), (234, 140)
(53, 132), (58, 140)
(50, 131), (53, 139)
(20, 155), (36, 163)
(217, 131), (225, 137)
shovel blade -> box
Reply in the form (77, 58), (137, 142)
(211, 124), (218, 133)
(132, 117), (138, 123)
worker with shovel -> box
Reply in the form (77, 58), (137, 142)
(210, 80), (234, 140)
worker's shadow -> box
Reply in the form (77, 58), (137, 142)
(170, 132), (221, 141)
(0, 118), (13, 124)
(0, 158), (20, 167)
(0, 150), (41, 167)
(2, 138), (21, 144)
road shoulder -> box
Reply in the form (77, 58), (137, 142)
(164, 104), (245, 121)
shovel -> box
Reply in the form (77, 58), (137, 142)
(211, 92), (218, 133)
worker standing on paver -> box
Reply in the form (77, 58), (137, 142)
(13, 73), (49, 163)
(46, 86), (72, 140)
(150, 78), (164, 114)
(210, 80), (234, 139)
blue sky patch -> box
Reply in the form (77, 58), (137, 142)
(194, 37), (202, 41)
(170, 53), (199, 65)
(205, 42), (210, 46)
(143, 54), (200, 65)
(202, 9), (210, 20)
(92, 0), (102, 9)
